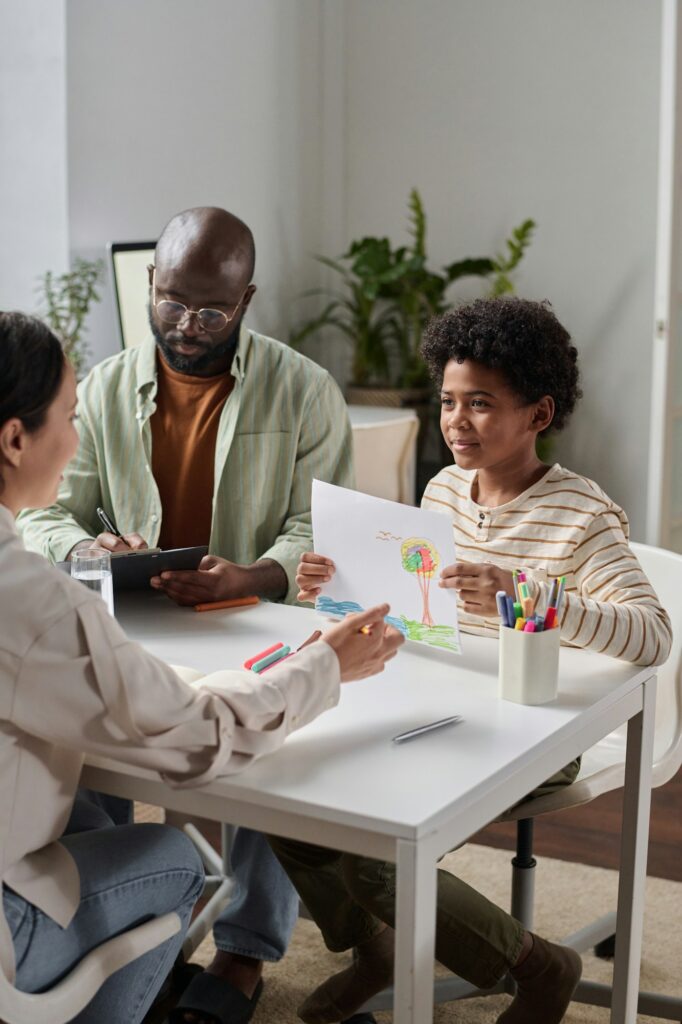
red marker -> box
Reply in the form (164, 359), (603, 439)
(544, 607), (557, 630)
(243, 642), (284, 671)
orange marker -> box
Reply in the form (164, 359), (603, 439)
(194, 596), (259, 613)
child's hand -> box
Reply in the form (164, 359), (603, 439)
(295, 552), (336, 602)
(439, 561), (515, 616)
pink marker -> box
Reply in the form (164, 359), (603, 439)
(523, 620), (536, 632)
(243, 642), (284, 671)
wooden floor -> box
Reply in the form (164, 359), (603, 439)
(472, 765), (682, 882)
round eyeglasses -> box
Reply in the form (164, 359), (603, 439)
(152, 271), (251, 333)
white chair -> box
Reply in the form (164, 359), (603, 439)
(0, 911), (181, 1024)
(349, 408), (419, 505)
(366, 541), (682, 1019)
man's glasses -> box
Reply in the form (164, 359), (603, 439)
(152, 271), (250, 333)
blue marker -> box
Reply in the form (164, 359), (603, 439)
(505, 595), (516, 628)
(496, 590), (510, 627)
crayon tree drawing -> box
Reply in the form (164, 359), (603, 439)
(312, 479), (461, 655)
(401, 538), (438, 627)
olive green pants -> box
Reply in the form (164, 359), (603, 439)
(268, 759), (580, 991)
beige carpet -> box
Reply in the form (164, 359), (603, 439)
(136, 805), (682, 1022)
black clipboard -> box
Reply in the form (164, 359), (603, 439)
(58, 545), (208, 591)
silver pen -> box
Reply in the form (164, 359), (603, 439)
(392, 715), (463, 744)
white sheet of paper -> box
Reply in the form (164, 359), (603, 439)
(312, 480), (461, 654)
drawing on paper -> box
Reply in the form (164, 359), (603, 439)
(312, 479), (461, 655)
(400, 537), (438, 626)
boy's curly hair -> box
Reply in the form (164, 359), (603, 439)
(420, 297), (582, 434)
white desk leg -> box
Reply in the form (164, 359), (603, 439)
(393, 838), (437, 1024)
(610, 677), (656, 1024)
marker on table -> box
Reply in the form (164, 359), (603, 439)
(243, 642), (284, 671)
(96, 506), (131, 547)
(195, 596), (260, 613)
(251, 646), (291, 673)
(392, 715), (463, 744)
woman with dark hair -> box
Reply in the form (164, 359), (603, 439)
(0, 311), (402, 1023)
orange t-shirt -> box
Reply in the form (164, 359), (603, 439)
(151, 356), (234, 550)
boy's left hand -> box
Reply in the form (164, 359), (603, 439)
(439, 561), (515, 616)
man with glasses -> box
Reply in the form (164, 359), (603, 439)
(19, 206), (355, 1024)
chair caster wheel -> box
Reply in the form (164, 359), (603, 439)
(594, 934), (616, 959)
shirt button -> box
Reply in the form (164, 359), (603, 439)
(477, 522), (483, 529)
(136, 411), (143, 420)
(151, 514), (158, 523)
(479, 512), (485, 520)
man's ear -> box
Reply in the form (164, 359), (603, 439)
(0, 418), (28, 470)
(241, 284), (257, 314)
(531, 395), (555, 434)
(147, 263), (155, 286)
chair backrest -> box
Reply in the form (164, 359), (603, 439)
(0, 911), (180, 1024)
(630, 541), (682, 785)
(351, 415), (419, 504)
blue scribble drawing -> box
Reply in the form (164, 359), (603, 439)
(315, 595), (458, 652)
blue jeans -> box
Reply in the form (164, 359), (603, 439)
(79, 791), (299, 962)
(212, 826), (299, 961)
(3, 822), (204, 1024)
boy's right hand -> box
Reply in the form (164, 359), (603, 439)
(295, 551), (336, 602)
(322, 604), (404, 682)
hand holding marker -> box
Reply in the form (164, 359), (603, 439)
(496, 573), (566, 632)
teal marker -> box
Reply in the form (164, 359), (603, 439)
(251, 645), (291, 673)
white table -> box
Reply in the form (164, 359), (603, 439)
(81, 594), (656, 1024)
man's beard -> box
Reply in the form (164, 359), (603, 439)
(147, 304), (240, 375)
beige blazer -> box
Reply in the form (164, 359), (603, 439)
(0, 505), (339, 979)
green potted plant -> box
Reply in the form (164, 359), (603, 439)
(38, 257), (105, 378)
(291, 189), (534, 407)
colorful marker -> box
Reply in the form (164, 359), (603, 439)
(243, 642), (284, 671)
(251, 645), (292, 673)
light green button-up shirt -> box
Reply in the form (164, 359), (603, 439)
(18, 325), (353, 603)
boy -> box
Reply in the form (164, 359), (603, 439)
(272, 298), (672, 1024)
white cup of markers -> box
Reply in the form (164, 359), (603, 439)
(497, 573), (566, 706)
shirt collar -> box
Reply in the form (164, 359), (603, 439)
(135, 322), (252, 397)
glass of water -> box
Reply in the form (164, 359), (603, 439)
(71, 548), (115, 617)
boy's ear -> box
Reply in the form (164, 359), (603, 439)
(0, 418), (28, 470)
(531, 395), (555, 434)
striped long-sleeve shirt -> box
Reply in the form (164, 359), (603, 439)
(422, 463), (671, 667)
(17, 325), (353, 603)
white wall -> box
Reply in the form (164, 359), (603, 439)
(66, 0), (333, 364)
(0, 0), (69, 311)
(342, 0), (662, 537)
(13, 1), (660, 533)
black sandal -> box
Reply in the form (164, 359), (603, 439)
(168, 972), (263, 1024)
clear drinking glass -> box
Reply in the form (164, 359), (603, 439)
(71, 548), (115, 617)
